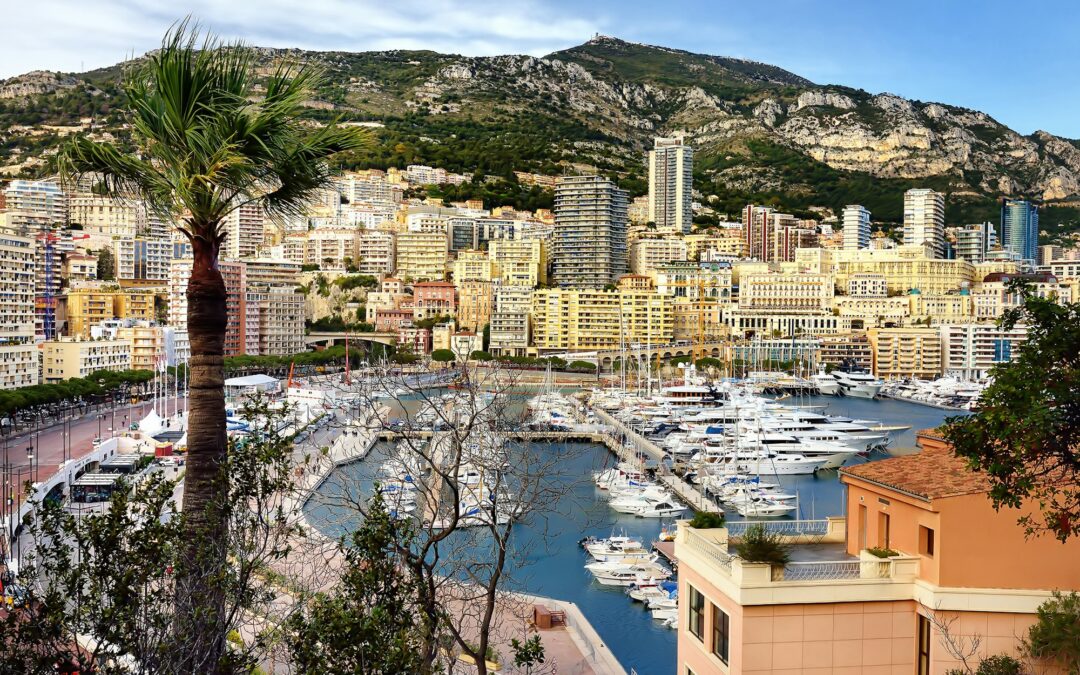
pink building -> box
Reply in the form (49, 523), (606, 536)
(412, 281), (456, 320)
(372, 307), (414, 333)
(676, 430), (1079, 675)
(397, 325), (431, 354)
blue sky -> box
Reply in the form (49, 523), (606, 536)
(3, 0), (1078, 137)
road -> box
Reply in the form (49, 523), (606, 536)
(1, 397), (187, 488)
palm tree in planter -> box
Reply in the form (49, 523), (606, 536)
(60, 23), (367, 671)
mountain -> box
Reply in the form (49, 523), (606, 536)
(2, 35), (1079, 239)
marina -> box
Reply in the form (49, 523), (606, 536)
(303, 375), (963, 675)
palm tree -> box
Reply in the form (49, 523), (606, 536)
(60, 23), (368, 671)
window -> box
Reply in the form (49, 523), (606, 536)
(688, 586), (705, 641)
(920, 526), (935, 556)
(711, 604), (730, 663)
(917, 614), (931, 675)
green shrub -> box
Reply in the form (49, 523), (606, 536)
(431, 349), (456, 362)
(689, 512), (725, 529)
(975, 655), (1024, 675)
(866, 547), (899, 558)
(471, 350), (493, 361)
(1025, 591), (1080, 671)
(733, 524), (791, 566)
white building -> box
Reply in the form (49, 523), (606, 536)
(648, 137), (694, 234)
(903, 188), (946, 258)
(222, 203), (265, 260)
(357, 230), (395, 276)
(842, 205), (871, 251)
(630, 238), (689, 274)
(489, 285), (533, 357)
(0, 232), (38, 389)
(941, 323), (1028, 380)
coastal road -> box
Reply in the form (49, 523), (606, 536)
(1, 397), (187, 489)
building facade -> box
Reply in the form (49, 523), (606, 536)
(41, 338), (132, 383)
(1000, 199), (1038, 265)
(552, 175), (629, 288)
(0, 232), (37, 389)
(647, 137), (694, 234)
(842, 204), (871, 251)
(903, 188), (946, 258)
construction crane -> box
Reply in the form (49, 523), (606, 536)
(37, 228), (60, 340)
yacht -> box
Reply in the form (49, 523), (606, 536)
(810, 368), (841, 396)
(631, 499), (686, 519)
(832, 364), (884, 399)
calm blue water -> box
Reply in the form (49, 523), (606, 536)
(304, 394), (962, 675)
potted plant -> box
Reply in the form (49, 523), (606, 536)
(733, 524), (791, 581)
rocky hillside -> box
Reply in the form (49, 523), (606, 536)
(2, 35), (1079, 238)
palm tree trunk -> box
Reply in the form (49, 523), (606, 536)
(175, 227), (229, 672)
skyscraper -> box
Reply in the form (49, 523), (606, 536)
(842, 205), (871, 250)
(1000, 198), (1038, 264)
(553, 175), (628, 288)
(742, 205), (774, 260)
(648, 137), (693, 234)
(953, 222), (998, 264)
(903, 188), (946, 258)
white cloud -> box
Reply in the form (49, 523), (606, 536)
(0, 0), (604, 77)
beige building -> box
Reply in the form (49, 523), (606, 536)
(455, 280), (494, 332)
(833, 296), (910, 326)
(307, 227), (360, 269)
(908, 291), (973, 324)
(738, 273), (833, 311)
(357, 230), (396, 276)
(798, 246), (976, 295)
(0, 232), (38, 389)
(846, 272), (887, 297)
(488, 238), (546, 286)
(41, 338), (132, 383)
(67, 193), (141, 246)
(64, 286), (117, 338)
(395, 231), (448, 282)
(249, 286), (305, 356)
(531, 288), (672, 352)
(629, 237), (688, 274)
(489, 286), (533, 357)
(655, 262), (733, 302)
(684, 228), (746, 260)
(222, 202), (265, 260)
(452, 250), (498, 283)
(116, 324), (166, 372)
(870, 327), (943, 379)
(63, 253), (98, 283)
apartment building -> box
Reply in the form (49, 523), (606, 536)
(357, 229), (396, 276)
(552, 175), (628, 288)
(412, 281), (456, 322)
(1001, 199), (1038, 264)
(489, 286), (533, 357)
(63, 253), (98, 282)
(220, 203), (264, 260)
(116, 324), (166, 372)
(630, 237), (689, 274)
(68, 193), (141, 246)
(648, 137), (694, 234)
(818, 333), (874, 371)
(455, 280), (493, 332)
(307, 227), (360, 269)
(2, 179), (66, 235)
(64, 286), (117, 338)
(953, 222), (997, 264)
(488, 238), (546, 286)
(970, 272), (1070, 320)
(941, 322), (1028, 380)
(833, 296), (910, 327)
(842, 204), (871, 250)
(395, 231), (449, 282)
(903, 188), (946, 258)
(530, 288), (672, 352)
(869, 327), (943, 379)
(397, 325), (432, 354)
(847, 273), (888, 297)
(114, 237), (187, 284)
(249, 286), (305, 356)
(742, 205), (774, 261)
(452, 250), (498, 283)
(41, 338), (132, 383)
(685, 228), (747, 261)
(0, 232), (37, 389)
(675, 430), (1080, 675)
(908, 291), (973, 324)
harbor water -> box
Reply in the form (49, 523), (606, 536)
(303, 393), (963, 675)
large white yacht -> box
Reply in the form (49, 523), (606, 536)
(832, 364), (884, 399)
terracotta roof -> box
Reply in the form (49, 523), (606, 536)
(840, 445), (989, 500)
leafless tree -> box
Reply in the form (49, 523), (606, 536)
(302, 357), (600, 674)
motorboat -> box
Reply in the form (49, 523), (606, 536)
(810, 368), (841, 396)
(832, 364), (884, 399)
(631, 500), (686, 519)
(582, 535), (650, 561)
(593, 570), (670, 587)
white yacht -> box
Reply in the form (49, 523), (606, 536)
(832, 365), (884, 399)
(810, 368), (841, 396)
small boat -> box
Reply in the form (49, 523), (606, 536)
(593, 570), (670, 587)
(632, 500), (687, 519)
(650, 607), (678, 621)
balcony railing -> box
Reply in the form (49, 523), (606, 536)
(684, 527), (733, 573)
(726, 519), (829, 537)
(781, 560), (862, 581)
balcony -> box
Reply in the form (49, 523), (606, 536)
(677, 519), (921, 605)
